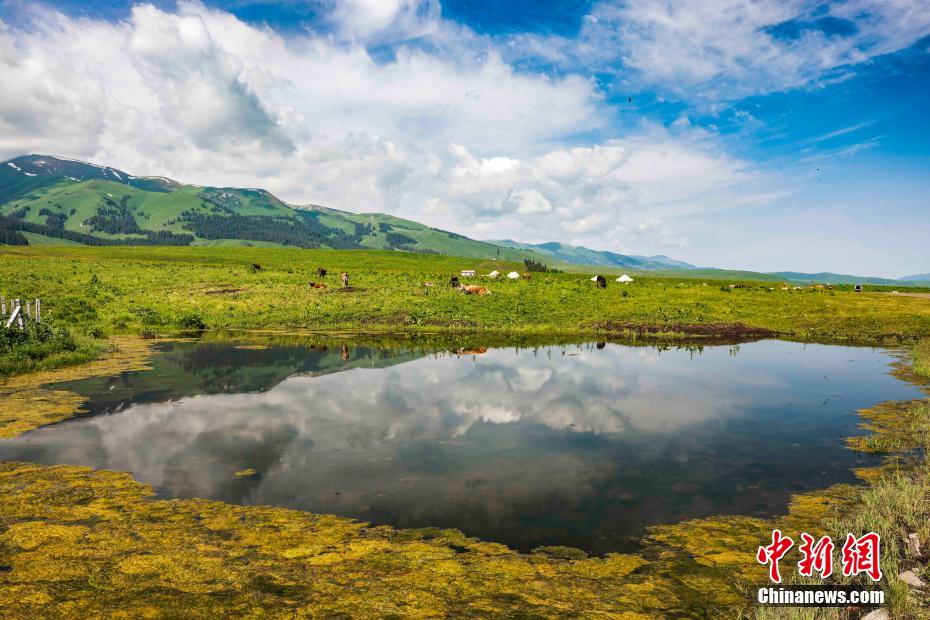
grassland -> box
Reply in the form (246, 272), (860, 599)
(2, 245), (930, 617)
(2, 246), (928, 349)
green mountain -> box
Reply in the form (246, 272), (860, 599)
(0, 154), (544, 263)
(900, 273), (930, 283)
(490, 239), (700, 271)
(2, 154), (925, 288)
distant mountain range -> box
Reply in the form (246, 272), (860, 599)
(766, 272), (930, 286)
(1, 154), (925, 286)
(489, 240), (700, 271)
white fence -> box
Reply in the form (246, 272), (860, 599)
(1, 297), (41, 329)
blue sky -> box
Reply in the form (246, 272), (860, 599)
(0, 0), (927, 277)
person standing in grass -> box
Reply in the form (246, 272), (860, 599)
(341, 272), (349, 288)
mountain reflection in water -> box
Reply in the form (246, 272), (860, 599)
(0, 339), (921, 554)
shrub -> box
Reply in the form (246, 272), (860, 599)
(0, 321), (78, 375)
(178, 312), (207, 330)
(130, 306), (163, 325)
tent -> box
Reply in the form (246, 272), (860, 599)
(506, 271), (520, 279)
(590, 276), (599, 281)
(487, 270), (500, 278)
(617, 274), (633, 283)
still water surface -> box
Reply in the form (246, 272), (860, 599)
(0, 339), (921, 554)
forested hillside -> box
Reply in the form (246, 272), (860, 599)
(0, 155), (539, 262)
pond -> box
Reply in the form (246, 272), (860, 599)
(0, 338), (922, 555)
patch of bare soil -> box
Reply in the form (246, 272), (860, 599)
(204, 288), (243, 296)
(878, 292), (930, 300)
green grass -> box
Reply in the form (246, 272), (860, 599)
(914, 339), (930, 379)
(749, 400), (930, 620)
(1, 246), (928, 346)
(0, 321), (103, 376)
(19, 231), (82, 246)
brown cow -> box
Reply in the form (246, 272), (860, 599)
(316, 267), (327, 278)
(458, 285), (491, 296)
(595, 275), (607, 288)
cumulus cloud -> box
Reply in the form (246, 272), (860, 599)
(0, 0), (778, 252)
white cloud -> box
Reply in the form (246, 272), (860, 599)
(506, 189), (553, 215)
(516, 0), (930, 101)
(324, 0), (441, 43)
(0, 1), (777, 253)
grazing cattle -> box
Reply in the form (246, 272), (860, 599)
(450, 276), (460, 287)
(250, 263), (262, 272)
(308, 282), (327, 289)
(595, 275), (607, 288)
(341, 272), (349, 288)
(316, 268), (327, 278)
(458, 285), (491, 296)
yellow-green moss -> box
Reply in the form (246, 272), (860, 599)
(1, 336), (930, 617)
(0, 337), (155, 438)
(0, 461), (700, 618)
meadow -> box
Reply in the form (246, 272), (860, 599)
(1, 246), (928, 349)
(2, 244), (930, 616)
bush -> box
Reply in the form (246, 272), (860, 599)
(130, 306), (163, 325)
(0, 321), (78, 375)
(178, 311), (207, 330)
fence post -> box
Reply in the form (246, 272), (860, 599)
(36, 298), (41, 323)
(1, 296), (5, 320)
(15, 299), (23, 329)
(26, 301), (32, 320)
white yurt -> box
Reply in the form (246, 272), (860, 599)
(488, 270), (500, 278)
(617, 274), (633, 283)
(590, 276), (599, 281)
(506, 271), (520, 279)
